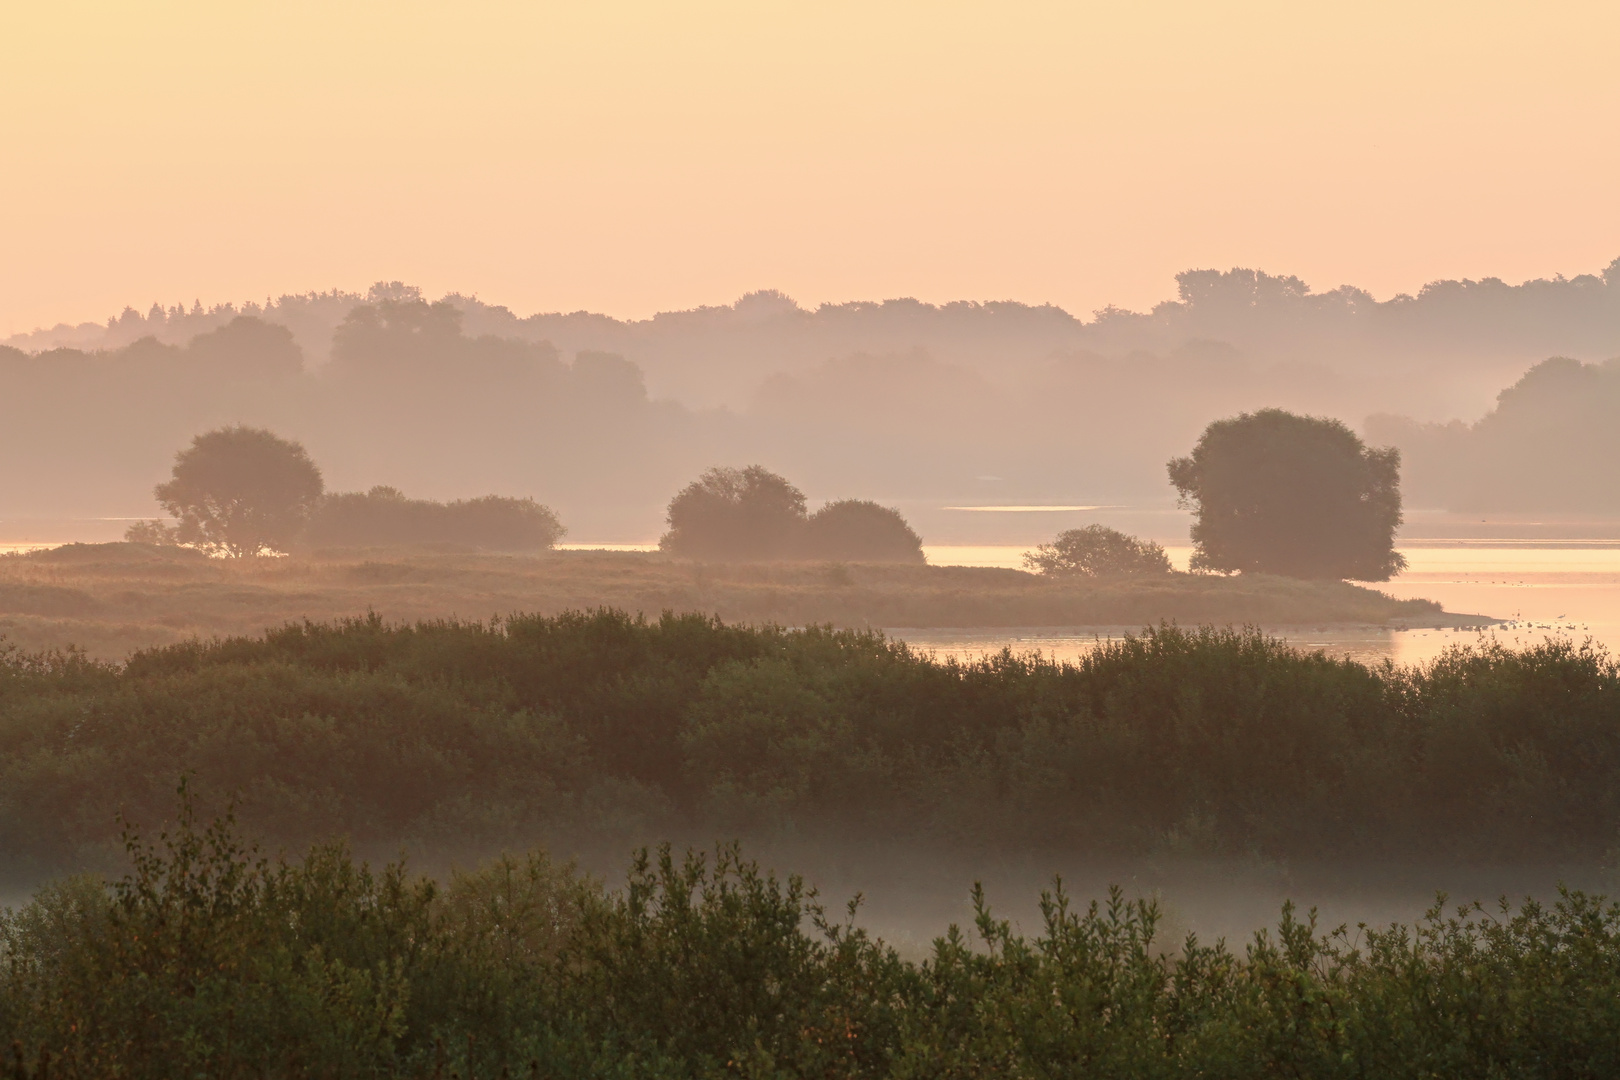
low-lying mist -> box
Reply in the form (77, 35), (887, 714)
(5, 260), (1619, 540)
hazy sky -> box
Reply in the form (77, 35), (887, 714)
(3, 1), (1617, 334)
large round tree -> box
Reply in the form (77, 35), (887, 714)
(154, 426), (324, 556)
(1167, 409), (1406, 580)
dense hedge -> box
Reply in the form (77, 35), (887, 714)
(2, 611), (1619, 870)
(3, 800), (1619, 1078)
(301, 487), (566, 550)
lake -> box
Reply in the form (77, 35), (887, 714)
(905, 542), (1620, 668)
(8, 534), (1620, 669)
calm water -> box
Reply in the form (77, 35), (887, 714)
(10, 537), (1620, 670)
(910, 543), (1620, 668)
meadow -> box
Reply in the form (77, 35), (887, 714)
(0, 542), (1466, 661)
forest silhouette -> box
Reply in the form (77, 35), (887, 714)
(5, 260), (1619, 537)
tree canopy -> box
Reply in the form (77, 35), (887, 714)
(1023, 525), (1172, 577)
(303, 486), (565, 550)
(153, 427), (324, 557)
(1168, 409), (1406, 580)
(660, 467), (925, 562)
(1369, 355), (1620, 513)
(801, 500), (924, 563)
(660, 466), (808, 560)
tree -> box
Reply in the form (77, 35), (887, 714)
(1023, 525), (1171, 577)
(801, 500), (925, 563)
(153, 427), (324, 556)
(123, 519), (179, 545)
(1167, 409), (1405, 580)
(660, 466), (807, 560)
(185, 315), (303, 378)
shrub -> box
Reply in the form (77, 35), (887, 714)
(1023, 525), (1172, 577)
(660, 465), (807, 559)
(6, 796), (1620, 1077)
(660, 467), (927, 562)
(801, 500), (925, 563)
(302, 486), (565, 550)
(4, 613), (1620, 866)
(121, 519), (179, 545)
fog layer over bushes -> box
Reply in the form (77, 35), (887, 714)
(2, 611), (1613, 875)
(5, 797), (1619, 1078)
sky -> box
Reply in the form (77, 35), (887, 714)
(2, 0), (1618, 334)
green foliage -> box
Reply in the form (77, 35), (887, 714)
(662, 466), (809, 560)
(5, 796), (1620, 1077)
(2, 612), (1618, 871)
(661, 467), (924, 563)
(1169, 408), (1407, 581)
(1023, 524), (1173, 577)
(185, 315), (303, 378)
(121, 518), (180, 545)
(153, 426), (325, 557)
(1371, 355), (1620, 514)
(303, 486), (566, 550)
(801, 500), (925, 563)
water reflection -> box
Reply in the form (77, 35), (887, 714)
(886, 624), (1612, 670)
(910, 542), (1620, 669)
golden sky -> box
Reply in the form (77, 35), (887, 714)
(3, 1), (1617, 332)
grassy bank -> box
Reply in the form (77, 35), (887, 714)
(3, 801), (1618, 1079)
(0, 543), (1470, 660)
(1, 610), (1607, 878)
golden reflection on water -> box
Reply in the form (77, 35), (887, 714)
(913, 543), (1620, 669)
(7, 538), (1620, 670)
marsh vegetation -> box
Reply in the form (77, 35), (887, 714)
(0, 610), (1599, 879)
(6, 797), (1620, 1078)
(4, 617), (1620, 1076)
(0, 543), (1457, 662)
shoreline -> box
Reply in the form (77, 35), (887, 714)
(0, 542), (1490, 661)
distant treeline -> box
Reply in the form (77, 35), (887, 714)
(4, 799), (1618, 1078)
(1371, 356), (1620, 512)
(5, 263), (1620, 530)
(3, 611), (1614, 874)
(12, 264), (1620, 383)
(0, 301), (705, 537)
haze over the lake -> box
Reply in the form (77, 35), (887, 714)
(14, 8), (1620, 1072)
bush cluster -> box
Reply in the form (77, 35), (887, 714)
(660, 466), (924, 562)
(1023, 525), (1173, 577)
(3, 796), (1619, 1078)
(132, 487), (565, 553)
(129, 426), (568, 555)
(302, 486), (566, 550)
(2, 613), (1618, 871)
